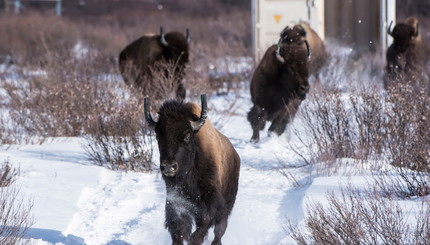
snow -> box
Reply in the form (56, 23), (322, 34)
(0, 59), (427, 245)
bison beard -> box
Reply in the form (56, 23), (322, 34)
(247, 29), (310, 143)
(145, 95), (240, 245)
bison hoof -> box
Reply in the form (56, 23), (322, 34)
(250, 137), (259, 143)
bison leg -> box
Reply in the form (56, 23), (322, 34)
(247, 105), (267, 143)
(189, 214), (212, 245)
(165, 203), (192, 245)
(211, 217), (228, 245)
(268, 100), (300, 136)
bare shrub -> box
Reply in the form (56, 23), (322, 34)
(208, 94), (242, 133)
(384, 84), (430, 172)
(83, 96), (155, 172)
(137, 61), (183, 102)
(206, 56), (254, 95)
(368, 82), (430, 198)
(0, 115), (16, 145)
(0, 184), (33, 244)
(291, 89), (360, 165)
(0, 159), (20, 187)
(3, 54), (120, 142)
(375, 170), (430, 199)
(288, 184), (430, 244)
(289, 79), (429, 172)
(0, 12), (81, 67)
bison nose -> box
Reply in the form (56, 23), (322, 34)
(160, 161), (178, 177)
(298, 84), (309, 100)
(300, 84), (309, 93)
(299, 84), (309, 96)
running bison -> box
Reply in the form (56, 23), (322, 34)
(383, 16), (429, 89)
(119, 27), (190, 101)
(144, 95), (241, 245)
(247, 25), (311, 142)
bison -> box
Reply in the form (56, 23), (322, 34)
(119, 27), (190, 101)
(383, 16), (429, 90)
(144, 95), (241, 245)
(247, 26), (311, 142)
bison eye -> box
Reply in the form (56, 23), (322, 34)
(183, 133), (191, 143)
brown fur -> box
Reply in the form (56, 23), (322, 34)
(383, 16), (429, 90)
(150, 100), (240, 245)
(119, 30), (189, 101)
(279, 22), (328, 76)
(299, 22), (329, 76)
(247, 34), (310, 142)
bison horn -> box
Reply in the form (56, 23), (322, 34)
(304, 40), (312, 59)
(144, 97), (156, 129)
(275, 38), (286, 64)
(387, 21), (393, 36)
(186, 28), (190, 42)
(190, 94), (208, 131)
(160, 27), (168, 46)
(414, 22), (419, 37)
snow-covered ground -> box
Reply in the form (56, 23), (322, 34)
(1, 92), (314, 245)
(0, 51), (427, 244)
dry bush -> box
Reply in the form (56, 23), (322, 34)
(0, 160), (33, 244)
(207, 94), (243, 133)
(0, 12), (81, 67)
(384, 83), (430, 172)
(374, 168), (430, 198)
(319, 43), (384, 91)
(291, 87), (385, 165)
(374, 83), (430, 198)
(2, 53), (156, 171)
(83, 103), (155, 172)
(288, 185), (430, 244)
(0, 159), (20, 187)
(205, 56), (254, 95)
(299, 48), (384, 166)
(0, 185), (33, 245)
(120, 60), (186, 103)
(0, 115), (16, 145)
(3, 56), (119, 141)
(290, 79), (429, 172)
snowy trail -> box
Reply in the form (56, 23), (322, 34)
(64, 170), (169, 245)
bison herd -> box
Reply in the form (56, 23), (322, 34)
(119, 16), (429, 245)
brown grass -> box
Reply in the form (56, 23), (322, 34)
(288, 184), (430, 244)
(0, 159), (33, 244)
